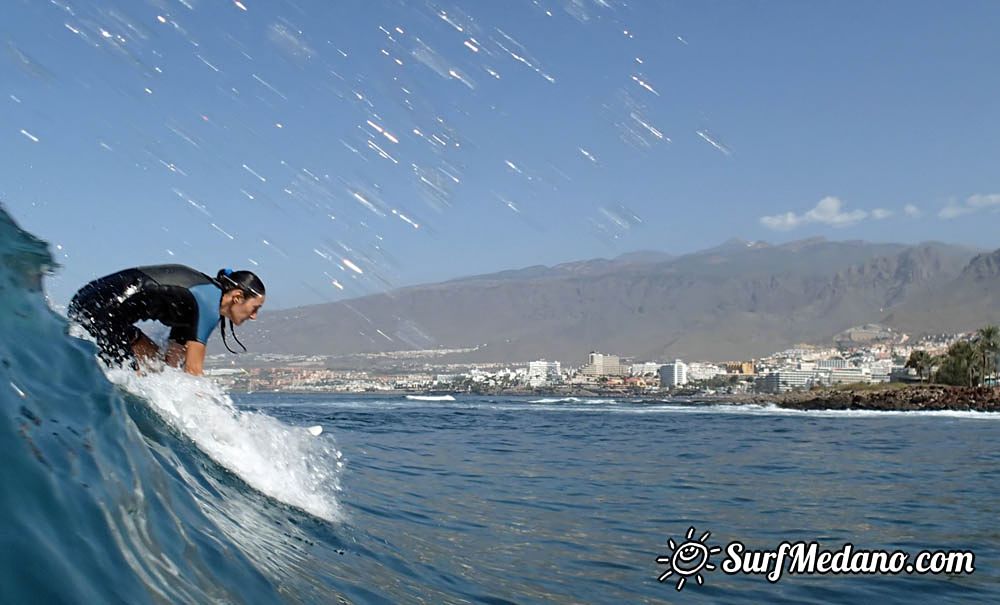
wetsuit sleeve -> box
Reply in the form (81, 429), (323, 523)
(188, 283), (222, 344)
(168, 324), (197, 344)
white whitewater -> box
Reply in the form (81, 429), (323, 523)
(107, 367), (344, 522)
(529, 397), (617, 404)
(406, 394), (456, 401)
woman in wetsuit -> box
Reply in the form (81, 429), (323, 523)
(68, 265), (266, 375)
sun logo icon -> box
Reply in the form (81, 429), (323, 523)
(656, 526), (722, 591)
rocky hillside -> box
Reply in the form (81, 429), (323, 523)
(232, 238), (991, 364)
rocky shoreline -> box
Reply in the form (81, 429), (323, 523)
(234, 384), (1000, 412)
(738, 385), (1000, 412)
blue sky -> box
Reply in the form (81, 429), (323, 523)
(2, 0), (998, 309)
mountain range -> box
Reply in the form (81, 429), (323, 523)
(234, 238), (1000, 364)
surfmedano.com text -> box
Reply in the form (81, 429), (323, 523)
(722, 541), (975, 583)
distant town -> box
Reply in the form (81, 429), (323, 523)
(204, 323), (999, 396)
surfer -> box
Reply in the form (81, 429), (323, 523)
(68, 265), (265, 375)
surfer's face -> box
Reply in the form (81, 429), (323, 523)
(227, 293), (265, 325)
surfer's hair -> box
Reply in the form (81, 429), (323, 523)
(216, 268), (265, 299)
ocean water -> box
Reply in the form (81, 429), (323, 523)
(3, 205), (1000, 604)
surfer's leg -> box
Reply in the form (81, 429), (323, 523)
(68, 271), (149, 369)
(68, 270), (144, 323)
(92, 323), (138, 368)
(131, 330), (161, 368)
(164, 340), (186, 368)
(69, 297), (131, 368)
(67, 284), (102, 333)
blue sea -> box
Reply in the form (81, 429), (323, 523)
(3, 207), (1000, 604)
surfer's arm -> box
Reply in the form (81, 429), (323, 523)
(164, 340), (205, 375)
(183, 341), (206, 376)
(166, 318), (205, 375)
(165, 341), (186, 368)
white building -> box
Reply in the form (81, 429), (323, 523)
(829, 367), (868, 385)
(630, 362), (662, 376)
(580, 352), (625, 377)
(758, 361), (892, 393)
(867, 360), (894, 383)
(434, 374), (461, 385)
(204, 368), (245, 377)
(659, 360), (688, 387)
(816, 358), (849, 370)
(758, 369), (827, 393)
(687, 362), (724, 381)
(527, 360), (562, 387)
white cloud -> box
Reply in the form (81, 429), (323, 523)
(939, 193), (1000, 219)
(871, 208), (893, 220)
(939, 204), (972, 219)
(759, 211), (800, 231)
(903, 204), (922, 218)
(760, 196), (867, 231)
(969, 193), (1000, 208)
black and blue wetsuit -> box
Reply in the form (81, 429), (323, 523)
(68, 264), (222, 365)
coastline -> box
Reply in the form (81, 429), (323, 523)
(232, 384), (1000, 412)
(735, 385), (1000, 412)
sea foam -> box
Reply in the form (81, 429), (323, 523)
(107, 367), (344, 521)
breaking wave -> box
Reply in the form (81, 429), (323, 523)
(0, 206), (343, 603)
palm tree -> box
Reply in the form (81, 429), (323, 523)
(931, 353), (948, 384)
(976, 325), (1000, 386)
(963, 342), (982, 387)
(905, 350), (933, 383)
(935, 341), (980, 387)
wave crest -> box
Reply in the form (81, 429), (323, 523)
(0, 205), (337, 603)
